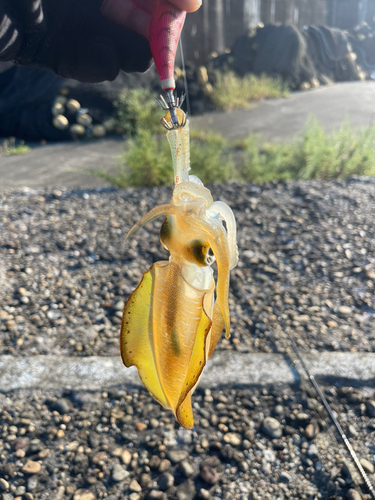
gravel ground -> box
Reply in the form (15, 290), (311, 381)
(0, 178), (374, 357)
(1, 384), (375, 500)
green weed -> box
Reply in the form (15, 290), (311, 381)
(1, 138), (30, 156)
(210, 72), (289, 111)
(114, 88), (163, 136)
(91, 129), (234, 188)
(240, 118), (375, 183)
(90, 119), (375, 187)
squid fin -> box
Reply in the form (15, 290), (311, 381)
(120, 266), (168, 408)
(208, 300), (225, 359)
(175, 300), (212, 429)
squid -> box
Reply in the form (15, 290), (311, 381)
(120, 106), (238, 429)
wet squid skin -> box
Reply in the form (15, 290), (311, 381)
(120, 109), (238, 429)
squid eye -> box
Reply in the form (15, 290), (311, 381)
(205, 247), (215, 266)
(190, 240), (206, 265)
(160, 216), (172, 246)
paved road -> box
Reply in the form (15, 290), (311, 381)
(1, 81), (375, 189)
(193, 80), (375, 141)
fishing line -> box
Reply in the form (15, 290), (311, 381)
(179, 38), (191, 117)
(246, 264), (375, 499)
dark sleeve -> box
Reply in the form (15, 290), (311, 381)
(0, 0), (152, 82)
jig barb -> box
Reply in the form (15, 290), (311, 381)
(121, 108), (238, 428)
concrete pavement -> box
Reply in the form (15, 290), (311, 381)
(1, 352), (374, 392)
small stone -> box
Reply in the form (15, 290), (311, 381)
(112, 464), (129, 482)
(37, 449), (50, 459)
(121, 450), (132, 465)
(167, 449), (188, 463)
(50, 399), (72, 414)
(149, 456), (161, 470)
(2, 494), (13, 500)
(327, 320), (338, 328)
(129, 495), (140, 500)
(200, 466), (219, 486)
(158, 459), (171, 472)
(263, 449), (276, 463)
(239, 461), (249, 472)
(135, 422), (147, 432)
(73, 490), (96, 500)
(262, 417), (283, 438)
(56, 429), (65, 439)
(366, 400), (375, 418)
(150, 418), (159, 429)
(359, 458), (374, 474)
(223, 433), (242, 446)
(51, 486), (65, 500)
(140, 474), (153, 489)
(296, 412), (309, 421)
(129, 480), (142, 493)
(111, 447), (123, 457)
(274, 405), (284, 415)
(262, 462), (271, 475)
(307, 444), (319, 458)
(279, 471), (291, 483)
(147, 491), (165, 500)
(338, 306), (352, 316)
(158, 473), (174, 491)
(27, 477), (38, 492)
(92, 451), (107, 464)
(47, 310), (61, 321)
(346, 489), (361, 500)
(348, 424), (358, 438)
(0, 479), (9, 491)
(198, 490), (210, 500)
(22, 461), (41, 474)
(179, 461), (195, 477)
(176, 480), (196, 500)
(305, 422), (319, 440)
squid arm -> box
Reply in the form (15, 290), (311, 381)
(126, 204), (184, 240)
(184, 213), (231, 339)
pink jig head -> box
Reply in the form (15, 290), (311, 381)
(149, 0), (186, 92)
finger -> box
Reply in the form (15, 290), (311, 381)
(168, 0), (202, 13)
(101, 0), (151, 38)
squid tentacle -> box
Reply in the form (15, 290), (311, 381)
(183, 213), (231, 339)
(126, 204), (184, 239)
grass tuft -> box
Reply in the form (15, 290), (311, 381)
(90, 118), (375, 188)
(210, 72), (289, 111)
(114, 88), (163, 136)
(240, 118), (375, 183)
(1, 138), (30, 156)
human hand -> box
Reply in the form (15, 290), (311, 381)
(101, 0), (202, 39)
(7, 0), (201, 83)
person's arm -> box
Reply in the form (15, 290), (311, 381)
(0, 0), (200, 83)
